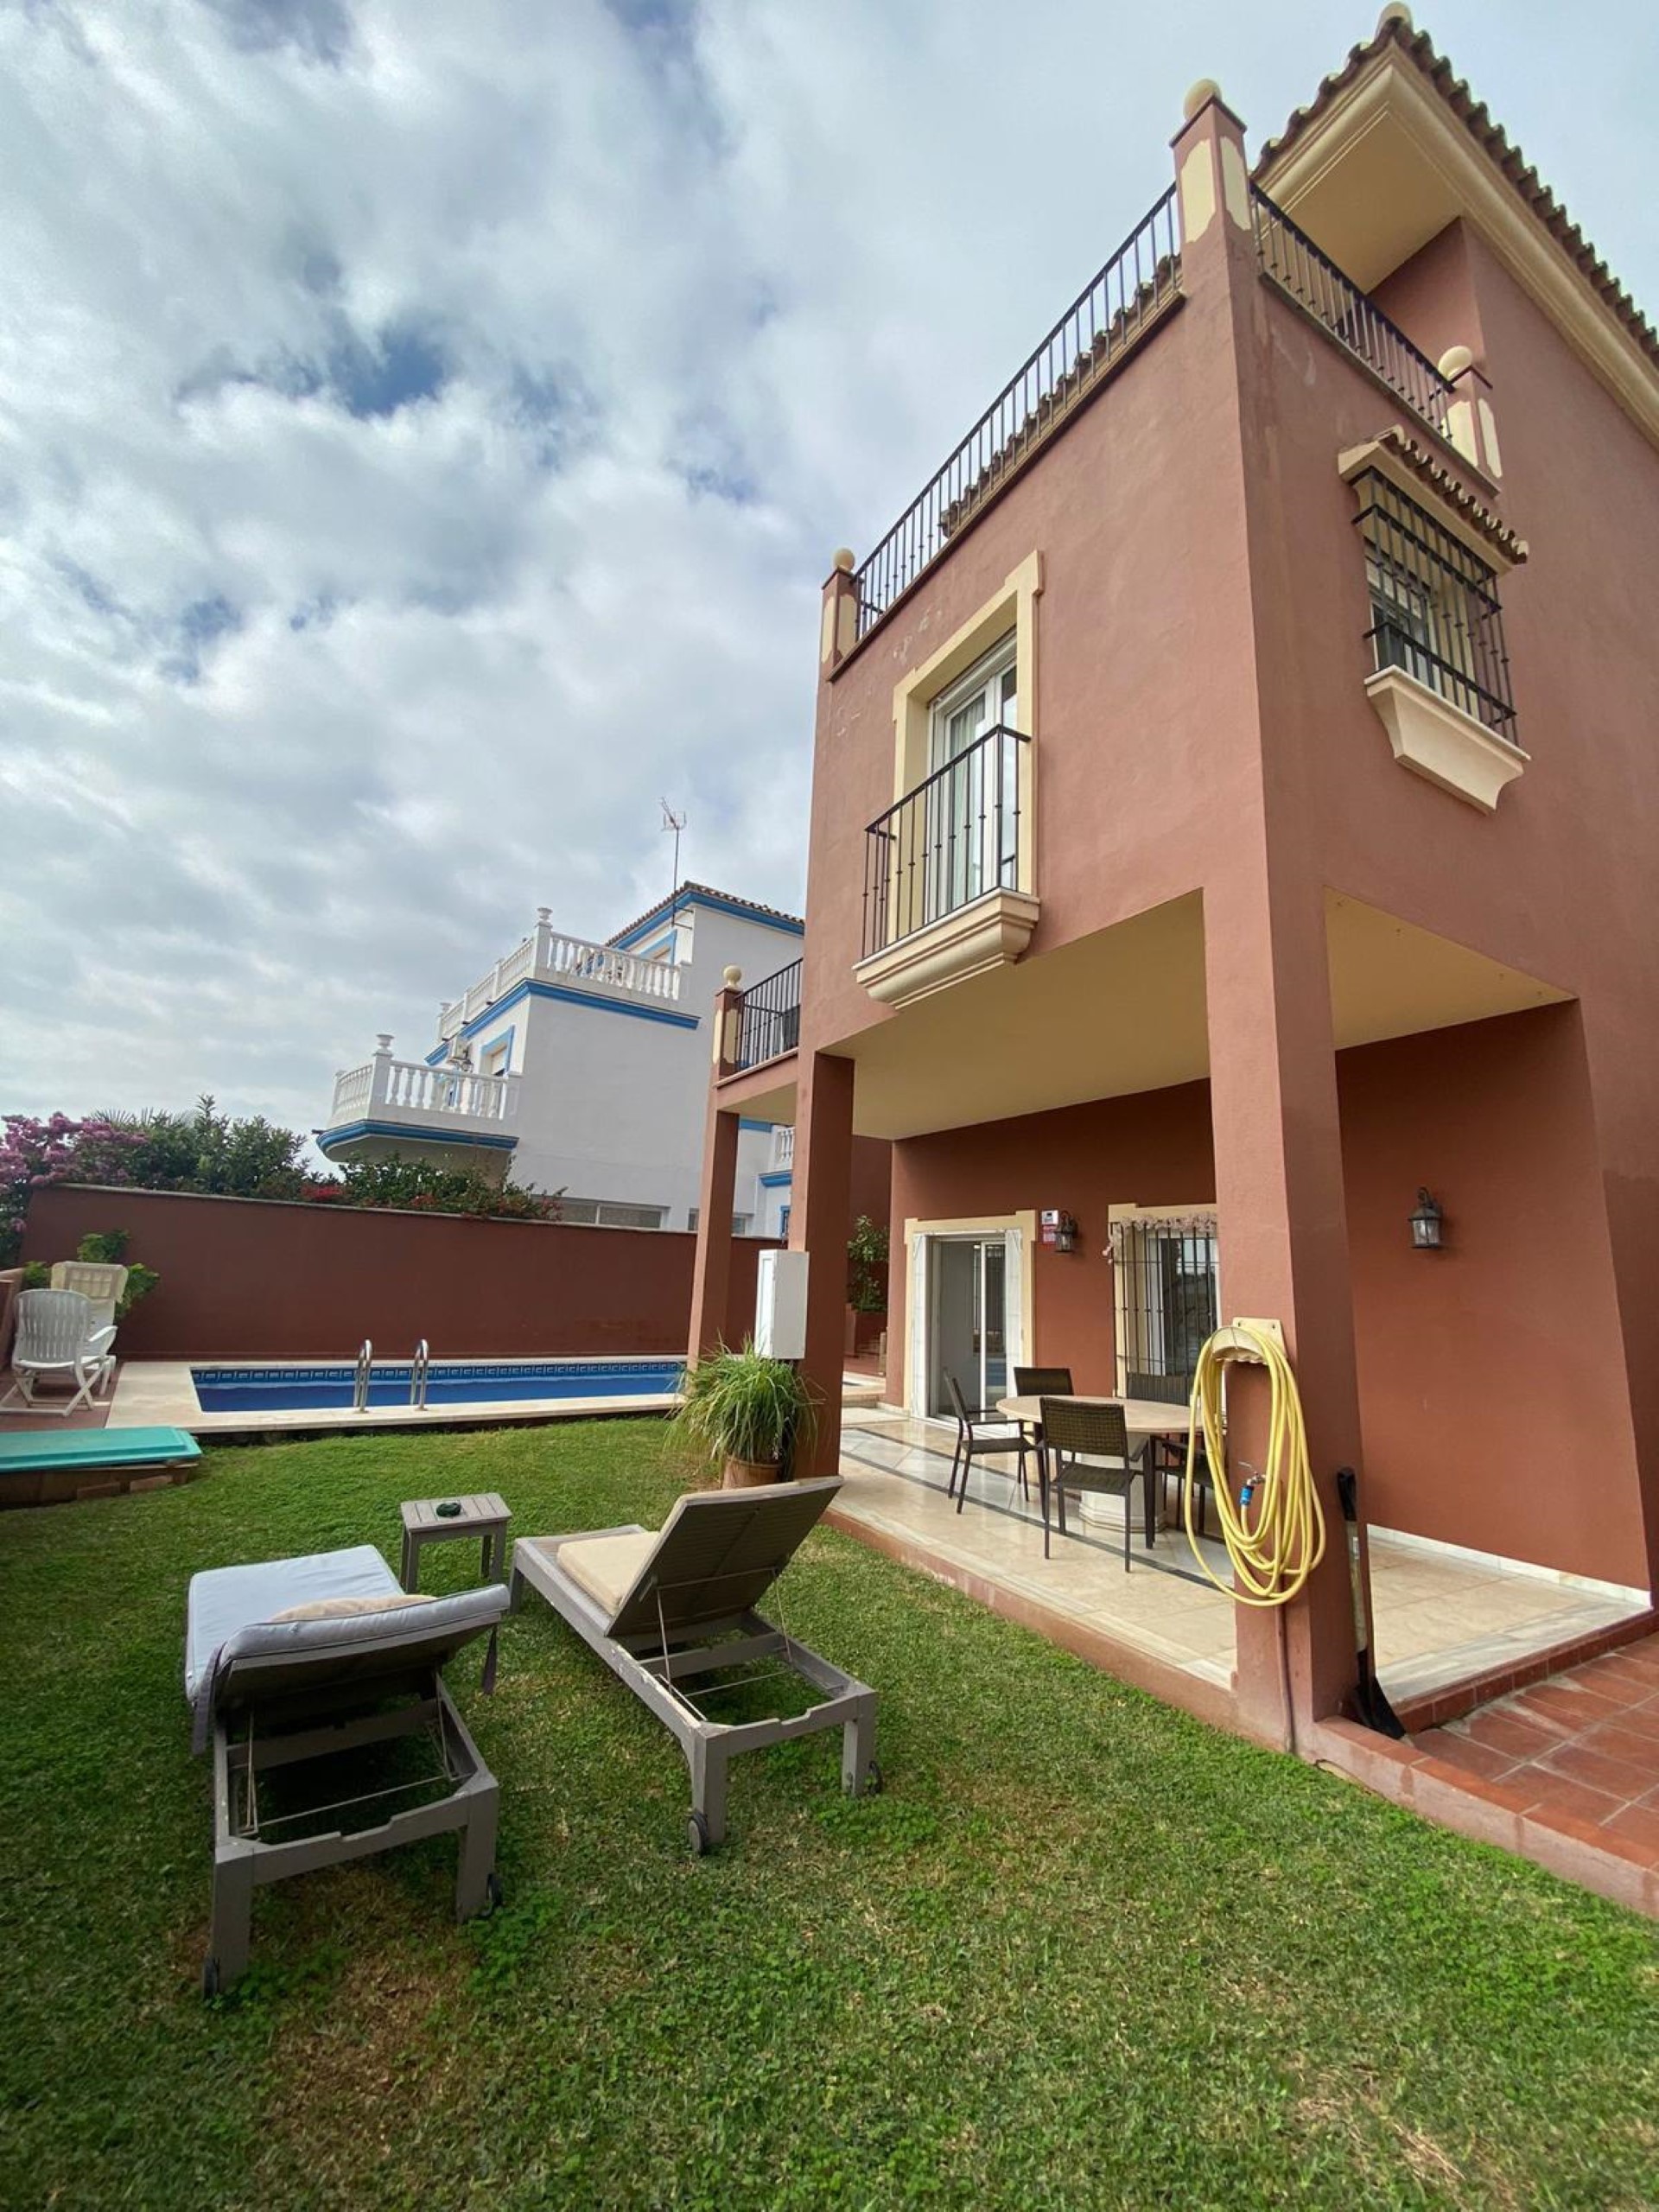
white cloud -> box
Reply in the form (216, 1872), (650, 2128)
(1, 0), (1653, 1139)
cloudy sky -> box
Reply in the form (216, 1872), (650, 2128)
(2, 0), (1653, 1141)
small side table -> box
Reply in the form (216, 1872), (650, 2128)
(400, 1491), (512, 1592)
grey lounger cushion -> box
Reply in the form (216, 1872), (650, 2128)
(185, 1545), (508, 1746)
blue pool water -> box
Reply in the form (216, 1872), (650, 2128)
(192, 1358), (685, 1414)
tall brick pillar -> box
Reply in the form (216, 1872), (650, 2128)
(1173, 76), (1372, 1745)
(1203, 878), (1370, 1748)
(791, 1050), (855, 1477)
(687, 967), (747, 1363)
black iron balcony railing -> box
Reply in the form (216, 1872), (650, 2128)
(852, 190), (1181, 644)
(1251, 186), (1454, 438)
(734, 957), (802, 1071)
(861, 724), (1031, 960)
(1351, 466), (1518, 744)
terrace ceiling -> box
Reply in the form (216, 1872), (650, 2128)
(830, 890), (1567, 1142)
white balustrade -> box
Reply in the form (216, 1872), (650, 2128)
(434, 913), (683, 1046)
(772, 1125), (795, 1169)
(541, 931), (684, 1001)
(328, 1052), (518, 1127)
(333, 1061), (375, 1117)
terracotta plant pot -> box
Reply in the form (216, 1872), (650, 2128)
(722, 1455), (780, 1490)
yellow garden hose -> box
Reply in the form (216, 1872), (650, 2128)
(1183, 1323), (1325, 1607)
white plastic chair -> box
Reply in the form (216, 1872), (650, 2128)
(49, 1261), (129, 1332)
(0, 1289), (118, 1416)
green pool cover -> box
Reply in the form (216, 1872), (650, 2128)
(0, 1427), (200, 1475)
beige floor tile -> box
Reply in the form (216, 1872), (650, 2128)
(836, 1410), (1649, 1706)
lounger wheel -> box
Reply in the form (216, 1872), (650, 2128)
(484, 1872), (505, 1913)
(200, 1956), (219, 1999)
(864, 1759), (883, 1796)
(687, 1811), (713, 1858)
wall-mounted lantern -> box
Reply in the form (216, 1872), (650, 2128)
(1040, 1210), (1079, 1254)
(1408, 1189), (1445, 1251)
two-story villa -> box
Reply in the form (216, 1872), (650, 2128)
(320, 883), (804, 1235)
(689, 10), (1659, 1760)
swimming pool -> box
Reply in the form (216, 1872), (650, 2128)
(191, 1358), (685, 1414)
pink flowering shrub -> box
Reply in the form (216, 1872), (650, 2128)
(0, 1114), (147, 1264)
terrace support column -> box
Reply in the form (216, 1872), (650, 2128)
(1204, 875), (1368, 1750)
(791, 1050), (855, 1478)
(687, 1101), (741, 1364)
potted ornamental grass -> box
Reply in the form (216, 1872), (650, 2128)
(674, 1342), (818, 1489)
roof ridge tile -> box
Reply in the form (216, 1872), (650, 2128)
(1255, 17), (1656, 369)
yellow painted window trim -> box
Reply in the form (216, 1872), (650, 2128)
(887, 551), (1042, 903)
(890, 550), (1043, 776)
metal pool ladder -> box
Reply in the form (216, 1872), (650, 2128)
(352, 1339), (373, 1413)
(410, 1340), (430, 1410)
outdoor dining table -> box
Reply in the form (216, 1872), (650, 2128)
(995, 1395), (1196, 1540)
(994, 1395), (1192, 1440)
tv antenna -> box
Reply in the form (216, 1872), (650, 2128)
(660, 800), (687, 924)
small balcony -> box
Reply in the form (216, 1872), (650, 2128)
(323, 1039), (520, 1154)
(734, 958), (802, 1072)
(1250, 187), (1455, 442)
(438, 910), (683, 1040)
(855, 724), (1038, 1009)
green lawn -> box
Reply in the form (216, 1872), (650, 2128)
(1, 1423), (1656, 2211)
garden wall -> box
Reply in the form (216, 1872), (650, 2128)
(22, 1185), (779, 1362)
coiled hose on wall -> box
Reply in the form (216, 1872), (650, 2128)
(1183, 1322), (1325, 1606)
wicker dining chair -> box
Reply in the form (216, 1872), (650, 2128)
(1037, 1396), (1154, 1568)
(944, 1371), (1031, 1512)
(1011, 1366), (1074, 1496)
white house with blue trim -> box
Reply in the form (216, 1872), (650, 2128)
(318, 884), (803, 1234)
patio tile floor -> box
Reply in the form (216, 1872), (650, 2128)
(1414, 1636), (1659, 1874)
(834, 1409), (1650, 1717)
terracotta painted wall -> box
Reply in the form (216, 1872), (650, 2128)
(802, 227), (1265, 1065)
(1337, 1008), (1645, 1589)
(887, 1083), (1217, 1401)
(21, 1185), (777, 1362)
(887, 1008), (1647, 1589)
(1237, 228), (1659, 1578)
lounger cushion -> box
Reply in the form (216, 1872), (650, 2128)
(186, 1546), (510, 1749)
(558, 1531), (660, 1617)
(268, 1591), (437, 1623)
(186, 1545), (399, 1700)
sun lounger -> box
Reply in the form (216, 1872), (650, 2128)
(511, 1477), (878, 1853)
(185, 1544), (507, 1994)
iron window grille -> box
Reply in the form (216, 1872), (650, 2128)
(734, 957), (802, 1071)
(1351, 468), (1517, 744)
(1113, 1218), (1219, 1404)
(861, 723), (1029, 960)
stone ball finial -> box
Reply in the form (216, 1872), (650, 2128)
(1376, 3), (1413, 34)
(831, 547), (855, 574)
(722, 966), (743, 988)
(1183, 78), (1222, 122)
(1438, 343), (1475, 380)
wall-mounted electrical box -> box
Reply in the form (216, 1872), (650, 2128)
(755, 1249), (809, 1361)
